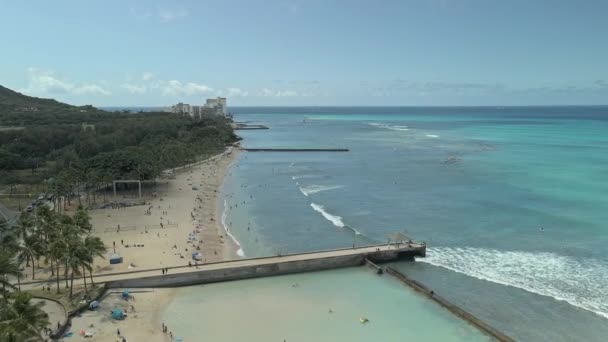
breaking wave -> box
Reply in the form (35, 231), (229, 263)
(292, 175), (319, 180)
(417, 247), (608, 319)
(368, 122), (409, 131)
(426, 134), (439, 138)
(310, 203), (345, 228)
(221, 200), (245, 257)
(298, 184), (344, 197)
(309, 203), (363, 235)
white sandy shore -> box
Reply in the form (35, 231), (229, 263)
(86, 148), (240, 275)
(66, 289), (175, 342)
(39, 148), (240, 341)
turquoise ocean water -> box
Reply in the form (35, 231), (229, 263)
(215, 107), (608, 341)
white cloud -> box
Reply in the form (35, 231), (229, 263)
(161, 80), (213, 96)
(130, 6), (152, 20)
(121, 83), (147, 94)
(142, 72), (154, 81)
(226, 87), (249, 97)
(276, 90), (298, 97)
(260, 88), (298, 97)
(73, 84), (111, 96)
(22, 67), (111, 96)
(158, 8), (188, 23)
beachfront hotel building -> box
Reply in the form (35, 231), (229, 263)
(170, 97), (227, 118)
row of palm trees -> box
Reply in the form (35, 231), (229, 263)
(0, 206), (106, 341)
(0, 205), (107, 340)
(0, 219), (49, 341)
(0, 292), (49, 341)
(12, 205), (107, 298)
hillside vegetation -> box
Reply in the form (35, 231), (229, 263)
(0, 85), (238, 207)
(0, 85), (123, 126)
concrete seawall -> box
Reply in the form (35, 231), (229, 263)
(386, 267), (514, 342)
(106, 244), (424, 288)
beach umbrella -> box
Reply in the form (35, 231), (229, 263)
(192, 252), (202, 260)
(121, 290), (130, 300)
(111, 309), (125, 320)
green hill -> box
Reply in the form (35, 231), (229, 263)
(0, 85), (108, 126)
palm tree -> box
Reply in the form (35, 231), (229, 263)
(47, 239), (66, 294)
(66, 243), (85, 299)
(35, 206), (57, 276)
(0, 233), (19, 256)
(0, 252), (20, 296)
(70, 241), (91, 293)
(83, 236), (106, 286)
(0, 292), (49, 341)
(15, 213), (33, 241)
(17, 236), (40, 280)
(72, 206), (92, 234)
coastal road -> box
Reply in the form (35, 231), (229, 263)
(19, 243), (424, 290)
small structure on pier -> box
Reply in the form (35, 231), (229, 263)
(387, 232), (412, 247)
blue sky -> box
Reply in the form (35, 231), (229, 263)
(1, 0), (607, 106)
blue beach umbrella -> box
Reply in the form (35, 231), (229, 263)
(111, 309), (124, 320)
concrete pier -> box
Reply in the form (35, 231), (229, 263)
(241, 148), (349, 152)
(79, 243), (424, 289)
(234, 125), (270, 130)
(232, 123), (270, 130)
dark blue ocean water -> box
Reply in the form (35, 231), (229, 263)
(220, 106), (608, 341)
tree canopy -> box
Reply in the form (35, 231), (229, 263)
(0, 85), (239, 188)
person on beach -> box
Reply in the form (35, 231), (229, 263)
(117, 328), (120, 336)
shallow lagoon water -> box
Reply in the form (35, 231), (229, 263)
(162, 267), (490, 342)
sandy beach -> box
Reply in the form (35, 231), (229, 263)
(57, 148), (240, 341)
(87, 147), (240, 275)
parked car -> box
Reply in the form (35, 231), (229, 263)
(26, 205), (33, 212)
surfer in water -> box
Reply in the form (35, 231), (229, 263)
(539, 226), (544, 232)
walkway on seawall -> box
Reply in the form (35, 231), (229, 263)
(19, 243), (424, 290)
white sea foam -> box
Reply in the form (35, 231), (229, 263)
(221, 200), (245, 257)
(292, 175), (318, 180)
(298, 184), (344, 197)
(368, 122), (409, 131)
(310, 203), (345, 228)
(417, 247), (608, 319)
(426, 134), (439, 138)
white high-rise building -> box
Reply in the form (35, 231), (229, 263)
(205, 97), (227, 116)
(170, 97), (227, 117)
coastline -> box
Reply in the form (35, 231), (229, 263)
(62, 148), (241, 341)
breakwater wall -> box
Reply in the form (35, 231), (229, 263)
(241, 148), (349, 152)
(105, 244), (423, 288)
(385, 267), (514, 342)
(234, 125), (269, 130)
